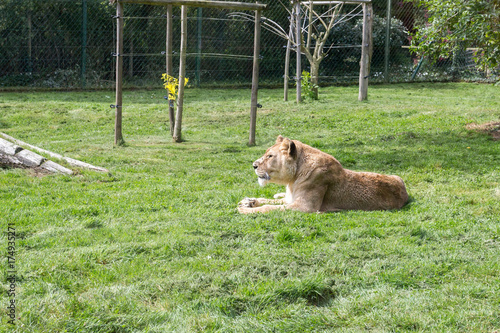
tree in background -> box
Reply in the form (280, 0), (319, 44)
(232, 2), (365, 100)
(410, 0), (499, 72)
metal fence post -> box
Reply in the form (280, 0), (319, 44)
(384, 0), (391, 83)
(196, 7), (202, 87)
(28, 3), (33, 74)
(81, 0), (88, 88)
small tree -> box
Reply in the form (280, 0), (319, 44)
(299, 2), (344, 99)
(233, 1), (364, 100)
(410, 0), (500, 73)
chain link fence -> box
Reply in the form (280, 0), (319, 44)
(0, 0), (494, 90)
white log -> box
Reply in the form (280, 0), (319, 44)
(0, 138), (23, 156)
(0, 132), (109, 173)
(0, 153), (23, 167)
(15, 149), (46, 167)
(40, 160), (74, 175)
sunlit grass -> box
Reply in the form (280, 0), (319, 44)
(1, 82), (499, 332)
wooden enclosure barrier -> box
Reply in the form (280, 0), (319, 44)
(110, 0), (266, 146)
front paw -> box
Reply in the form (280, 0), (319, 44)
(238, 206), (255, 214)
(238, 197), (259, 208)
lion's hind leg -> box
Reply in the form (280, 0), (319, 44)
(273, 192), (286, 199)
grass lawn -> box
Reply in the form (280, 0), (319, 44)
(1, 82), (499, 332)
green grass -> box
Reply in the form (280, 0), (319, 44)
(1, 83), (499, 332)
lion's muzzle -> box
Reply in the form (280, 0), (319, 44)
(257, 173), (270, 186)
(253, 158), (270, 186)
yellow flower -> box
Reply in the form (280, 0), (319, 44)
(161, 74), (188, 101)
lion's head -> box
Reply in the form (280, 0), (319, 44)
(253, 135), (297, 186)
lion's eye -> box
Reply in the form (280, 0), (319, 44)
(267, 155), (273, 158)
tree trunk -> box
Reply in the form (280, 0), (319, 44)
(294, 0), (302, 103)
(359, 3), (373, 101)
(310, 61), (320, 100)
(114, 1), (124, 146)
(248, 9), (262, 146)
(173, 5), (187, 142)
(166, 5), (175, 136)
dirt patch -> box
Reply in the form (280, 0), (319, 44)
(466, 121), (500, 141)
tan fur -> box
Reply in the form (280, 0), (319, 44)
(238, 135), (408, 213)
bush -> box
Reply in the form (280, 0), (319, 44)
(322, 14), (409, 73)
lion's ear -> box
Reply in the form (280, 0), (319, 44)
(276, 135), (285, 144)
(280, 138), (297, 158)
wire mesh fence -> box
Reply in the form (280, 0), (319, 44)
(0, 0), (495, 90)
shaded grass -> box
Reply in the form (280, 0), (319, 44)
(0, 83), (499, 332)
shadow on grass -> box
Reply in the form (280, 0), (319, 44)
(370, 82), (464, 90)
(316, 129), (497, 174)
(215, 278), (338, 318)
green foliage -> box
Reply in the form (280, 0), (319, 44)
(0, 0), (114, 88)
(300, 71), (319, 100)
(327, 14), (409, 68)
(1, 83), (499, 332)
(410, 0), (500, 71)
(363, 16), (409, 51)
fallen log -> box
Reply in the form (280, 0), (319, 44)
(0, 132), (109, 173)
(1, 151), (73, 175)
(15, 149), (46, 167)
(0, 138), (23, 156)
(40, 160), (74, 175)
(0, 153), (23, 167)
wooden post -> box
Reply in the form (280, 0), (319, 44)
(114, 1), (125, 145)
(284, 18), (292, 101)
(294, 0), (302, 103)
(173, 5), (187, 142)
(116, 0), (266, 11)
(358, 2), (373, 101)
(248, 9), (262, 146)
(166, 4), (175, 136)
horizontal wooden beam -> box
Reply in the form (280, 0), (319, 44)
(111, 0), (267, 11)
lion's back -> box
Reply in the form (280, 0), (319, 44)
(322, 169), (408, 211)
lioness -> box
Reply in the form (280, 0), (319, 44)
(238, 135), (408, 213)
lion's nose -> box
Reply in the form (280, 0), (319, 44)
(253, 162), (258, 169)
